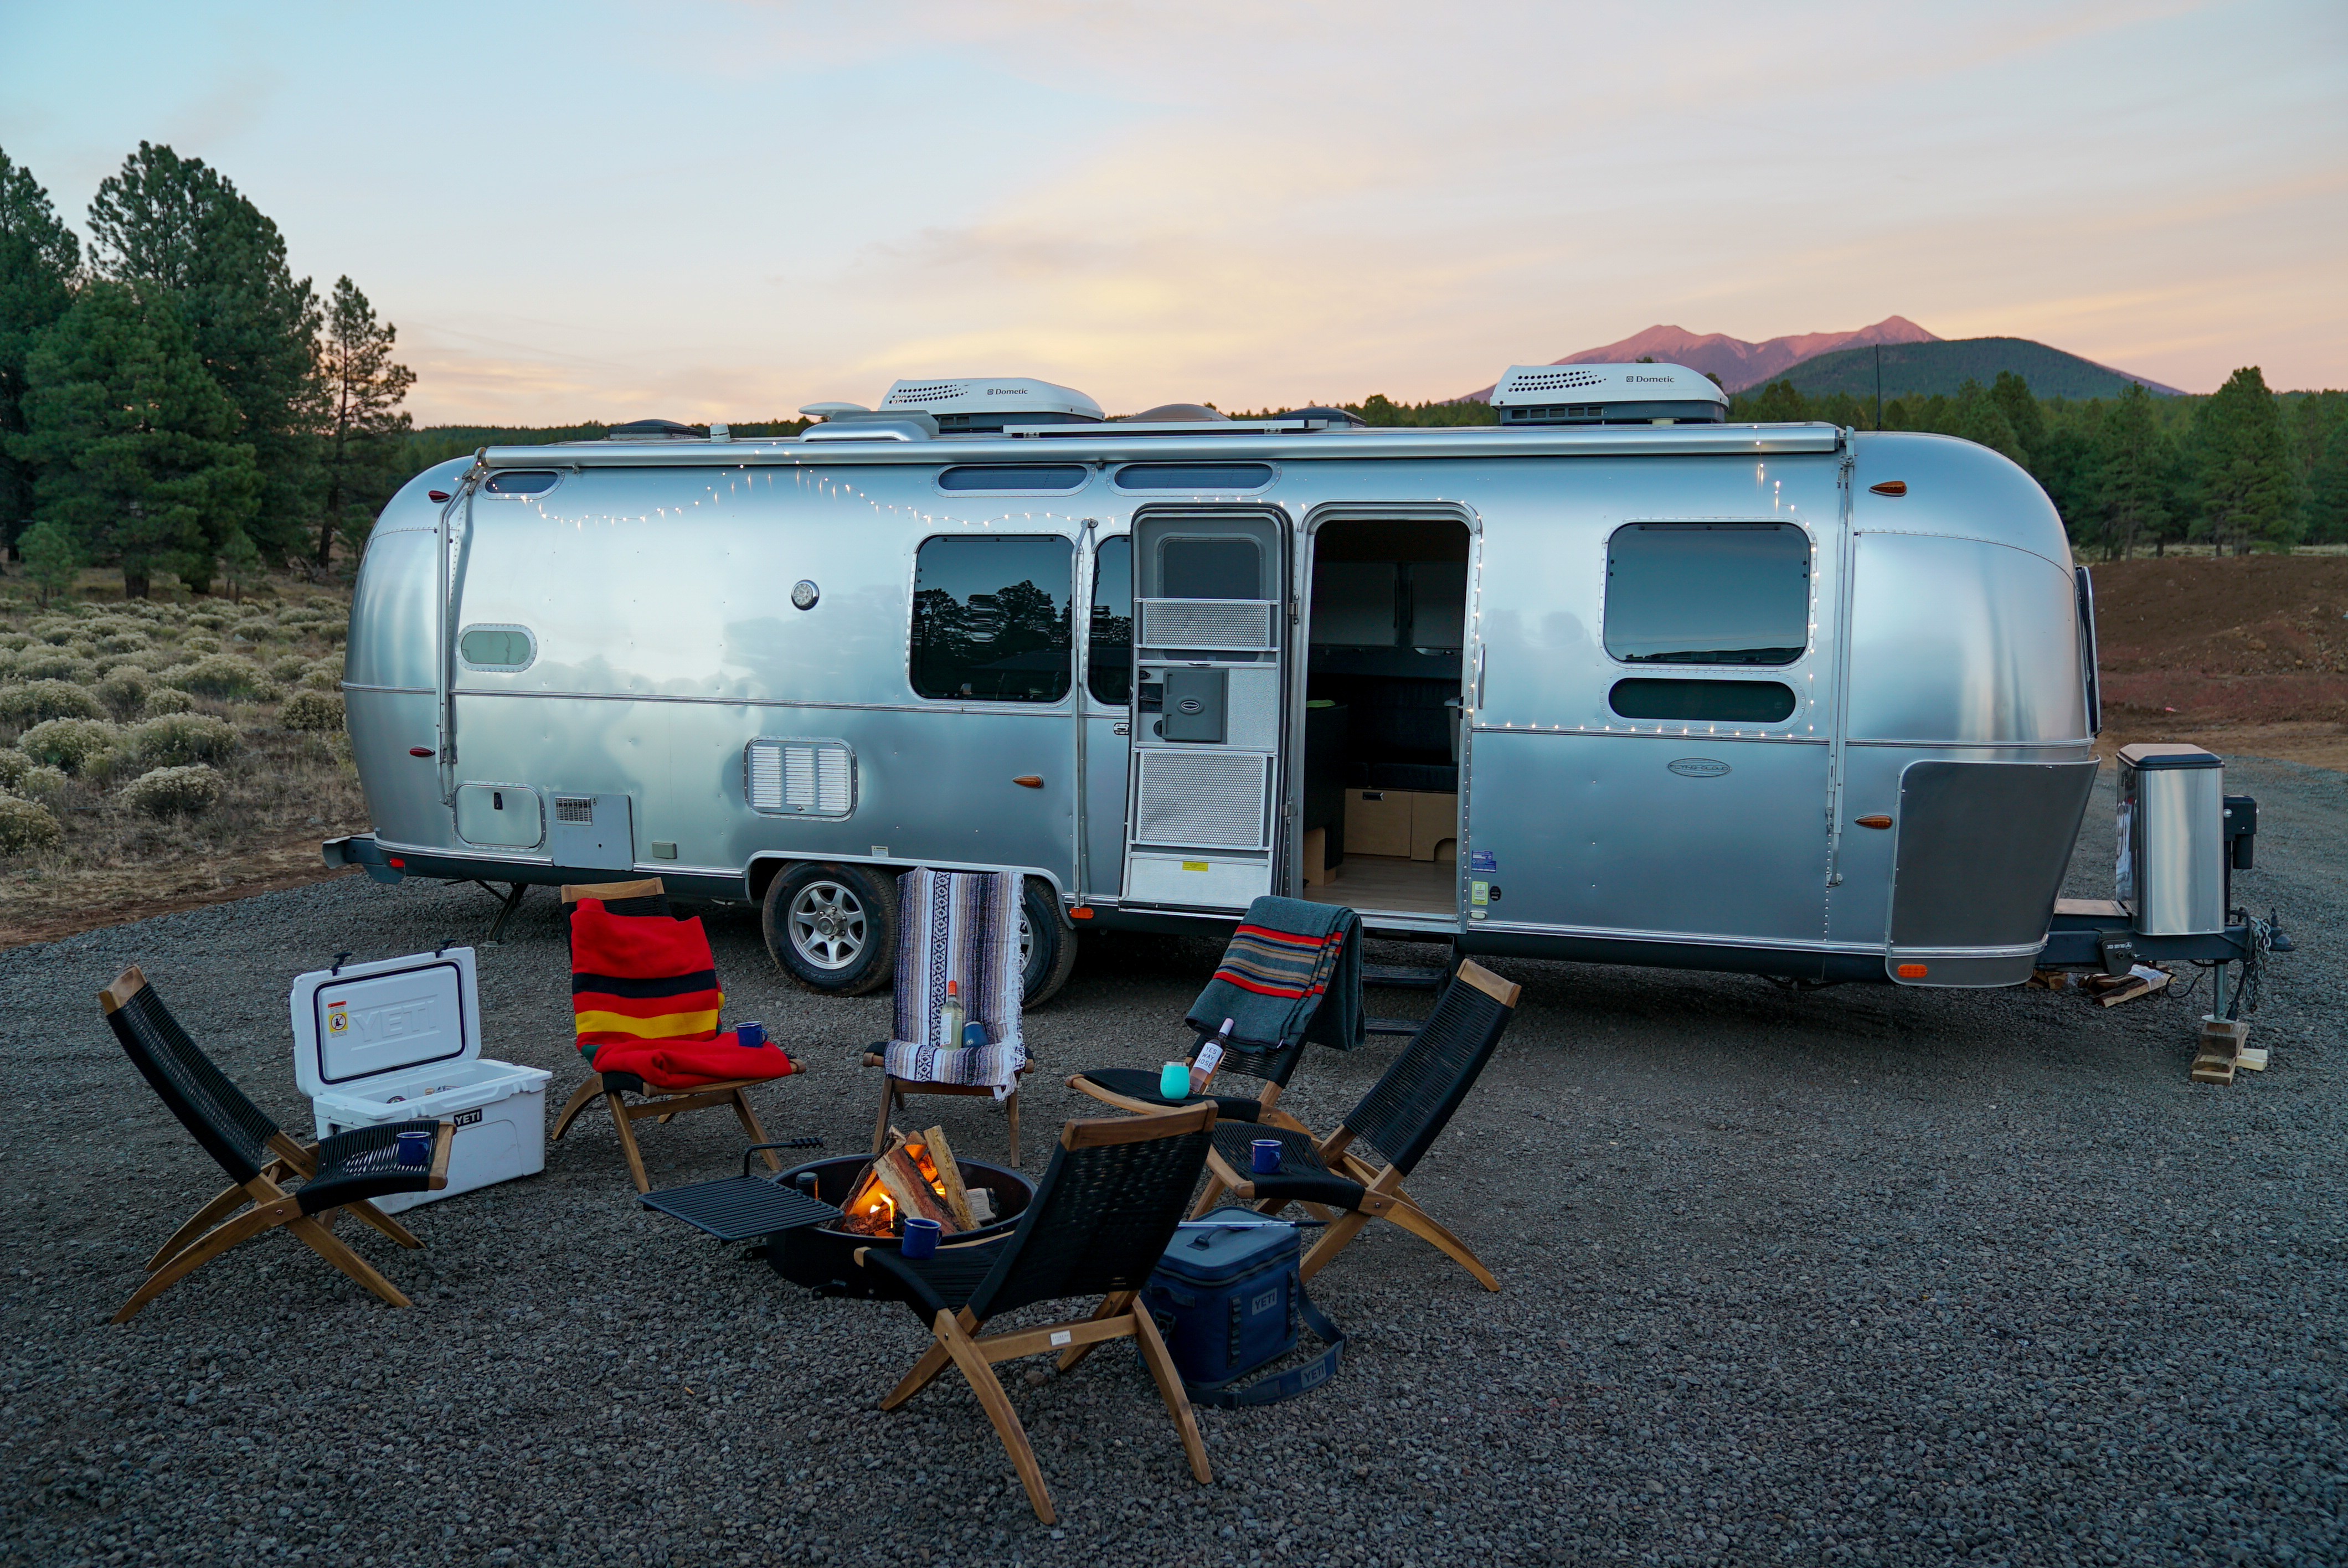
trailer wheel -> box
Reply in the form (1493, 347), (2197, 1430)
(1019, 878), (1079, 1008)
(763, 863), (896, 996)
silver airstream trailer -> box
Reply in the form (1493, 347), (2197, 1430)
(328, 364), (2134, 1002)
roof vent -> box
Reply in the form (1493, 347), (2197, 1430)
(605, 418), (706, 441)
(876, 376), (1103, 434)
(1488, 363), (1727, 426)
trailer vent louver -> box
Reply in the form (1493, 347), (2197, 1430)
(1135, 751), (1269, 850)
(1137, 599), (1276, 652)
(1502, 368), (1605, 393)
(744, 739), (855, 817)
(554, 796), (595, 824)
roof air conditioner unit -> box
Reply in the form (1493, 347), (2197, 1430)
(1487, 363), (1728, 426)
(877, 377), (1104, 434)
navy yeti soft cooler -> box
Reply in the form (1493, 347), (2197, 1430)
(1140, 1207), (1343, 1406)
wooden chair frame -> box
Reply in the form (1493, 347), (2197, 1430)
(554, 879), (790, 1194)
(1191, 960), (1522, 1292)
(854, 1108), (1215, 1524)
(101, 968), (452, 1324)
(864, 1053), (1030, 1165)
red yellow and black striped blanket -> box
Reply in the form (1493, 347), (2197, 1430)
(570, 899), (797, 1089)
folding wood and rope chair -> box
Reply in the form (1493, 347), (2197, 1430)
(100, 966), (453, 1323)
(550, 878), (794, 1193)
(1193, 958), (1521, 1291)
(865, 868), (1032, 1163)
(1069, 895), (1359, 1134)
(852, 1103), (1218, 1525)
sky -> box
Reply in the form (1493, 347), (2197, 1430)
(3, 0), (2344, 424)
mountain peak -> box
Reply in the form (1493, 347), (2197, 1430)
(1465, 316), (1942, 399)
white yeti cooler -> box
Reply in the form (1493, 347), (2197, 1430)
(289, 947), (552, 1214)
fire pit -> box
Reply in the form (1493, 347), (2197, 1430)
(761, 1153), (1035, 1299)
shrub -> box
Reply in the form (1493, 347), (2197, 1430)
(140, 687), (197, 717)
(0, 680), (105, 724)
(118, 764), (223, 818)
(318, 622), (348, 646)
(92, 668), (152, 720)
(0, 794), (61, 854)
(162, 654), (270, 699)
(299, 658), (343, 690)
(19, 717), (121, 776)
(185, 610), (232, 632)
(123, 713), (240, 767)
(124, 647), (184, 672)
(14, 647), (96, 683)
(278, 689), (345, 734)
(275, 605), (331, 627)
(179, 633), (223, 656)
(0, 751), (28, 789)
(31, 620), (79, 646)
(265, 652), (311, 683)
(92, 629), (152, 655)
(0, 633), (29, 652)
(16, 765), (67, 805)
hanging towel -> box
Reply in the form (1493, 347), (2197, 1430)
(1185, 896), (1363, 1053)
(881, 868), (1026, 1095)
(570, 898), (724, 1062)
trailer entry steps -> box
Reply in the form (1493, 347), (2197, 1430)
(1363, 962), (1449, 1035)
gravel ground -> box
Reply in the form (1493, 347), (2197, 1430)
(3, 754), (2342, 1568)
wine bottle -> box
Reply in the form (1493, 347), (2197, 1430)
(1188, 1017), (1235, 1094)
(939, 979), (964, 1048)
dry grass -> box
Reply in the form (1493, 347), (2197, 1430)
(0, 569), (370, 946)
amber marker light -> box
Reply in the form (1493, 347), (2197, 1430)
(1896, 963), (1928, 978)
(1856, 814), (1893, 829)
(1868, 480), (1908, 496)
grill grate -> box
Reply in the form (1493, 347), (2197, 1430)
(639, 1176), (842, 1242)
(553, 797), (594, 824)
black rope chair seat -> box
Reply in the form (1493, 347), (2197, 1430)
(101, 965), (451, 1322)
(848, 1106), (1219, 1526)
(296, 1121), (451, 1214)
(1195, 959), (1522, 1293)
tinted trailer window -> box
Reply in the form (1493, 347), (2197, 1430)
(1604, 522), (1810, 666)
(910, 535), (1074, 702)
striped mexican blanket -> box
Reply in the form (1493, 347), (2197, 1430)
(1185, 896), (1364, 1053)
(882, 868), (1026, 1096)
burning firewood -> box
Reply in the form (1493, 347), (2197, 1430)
(873, 1129), (960, 1235)
(919, 1125), (977, 1230)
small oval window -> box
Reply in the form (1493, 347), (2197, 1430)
(937, 465), (1089, 493)
(1113, 462), (1274, 492)
(484, 470), (560, 495)
(459, 625), (536, 670)
(1609, 678), (1796, 724)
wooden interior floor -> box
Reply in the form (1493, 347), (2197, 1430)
(1302, 854), (1457, 916)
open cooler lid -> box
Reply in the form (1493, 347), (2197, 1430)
(289, 947), (482, 1101)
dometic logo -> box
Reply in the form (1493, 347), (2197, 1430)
(1668, 757), (1731, 778)
(1625, 375), (1676, 383)
(985, 387), (1027, 395)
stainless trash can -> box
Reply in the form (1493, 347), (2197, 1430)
(2115, 743), (2225, 936)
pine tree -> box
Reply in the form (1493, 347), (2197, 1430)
(218, 525), (262, 603)
(1953, 380), (2026, 466)
(1989, 371), (2045, 470)
(2306, 422), (2348, 546)
(2191, 367), (2298, 554)
(2095, 384), (2170, 560)
(315, 276), (415, 567)
(18, 516), (76, 605)
(86, 143), (320, 566)
(0, 151), (82, 546)
(1748, 380), (1809, 422)
(8, 280), (259, 597)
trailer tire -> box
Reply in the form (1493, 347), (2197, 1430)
(763, 862), (897, 997)
(1019, 878), (1079, 1008)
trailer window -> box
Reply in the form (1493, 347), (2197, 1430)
(938, 465), (1089, 493)
(911, 535), (1073, 703)
(458, 624), (535, 671)
(1604, 523), (1810, 666)
(1087, 537), (1133, 705)
(1609, 678), (1797, 724)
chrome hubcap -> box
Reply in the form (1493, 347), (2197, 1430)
(1018, 909), (1034, 975)
(787, 881), (867, 971)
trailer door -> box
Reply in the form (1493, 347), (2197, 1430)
(1120, 509), (1289, 913)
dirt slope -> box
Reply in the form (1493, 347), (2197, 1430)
(2089, 555), (2348, 769)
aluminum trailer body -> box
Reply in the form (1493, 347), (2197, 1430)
(334, 417), (2119, 996)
